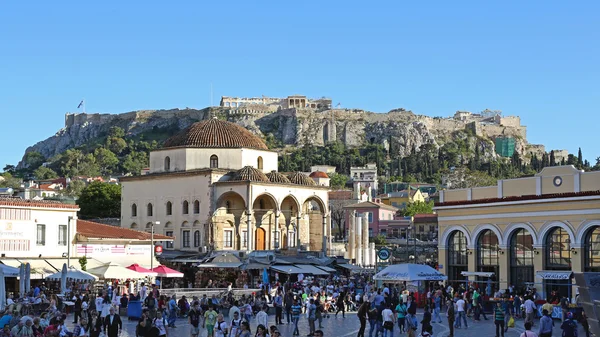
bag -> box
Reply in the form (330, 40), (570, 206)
(508, 316), (515, 328)
(148, 326), (160, 337)
(384, 321), (394, 330)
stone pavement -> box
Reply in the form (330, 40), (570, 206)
(63, 310), (588, 337)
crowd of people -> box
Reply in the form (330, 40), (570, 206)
(0, 276), (594, 337)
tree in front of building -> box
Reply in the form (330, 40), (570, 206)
(328, 172), (348, 189)
(78, 256), (88, 271)
(33, 166), (59, 180)
(77, 181), (121, 219)
(399, 200), (434, 217)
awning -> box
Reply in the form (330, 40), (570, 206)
(242, 263), (272, 270)
(196, 262), (243, 269)
(461, 271), (494, 278)
(45, 258), (107, 271)
(271, 265), (306, 275)
(2, 259), (57, 279)
(295, 265), (330, 276)
(315, 266), (337, 273)
(373, 263), (448, 282)
(536, 271), (574, 280)
(338, 263), (363, 271)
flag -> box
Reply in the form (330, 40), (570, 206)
(77, 100), (84, 109)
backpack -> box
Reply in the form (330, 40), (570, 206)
(148, 326), (160, 337)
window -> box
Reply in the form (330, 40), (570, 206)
(257, 156), (263, 170)
(241, 230), (248, 248)
(288, 231), (296, 248)
(182, 201), (189, 215)
(166, 231), (174, 249)
(182, 230), (190, 248)
(447, 231), (468, 283)
(369, 228), (373, 237)
(210, 155), (218, 168)
(510, 229), (534, 293)
(147, 203), (153, 216)
(477, 229), (500, 285)
(368, 212), (373, 223)
(164, 156), (171, 171)
(584, 226), (600, 272)
(194, 200), (200, 214)
(36, 224), (46, 245)
(224, 230), (233, 248)
(545, 227), (571, 268)
(58, 225), (67, 246)
(274, 230), (280, 248)
(131, 204), (137, 217)
(166, 201), (173, 216)
(194, 230), (201, 247)
(419, 225), (425, 233)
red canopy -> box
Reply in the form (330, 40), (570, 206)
(151, 265), (184, 278)
(126, 264), (158, 276)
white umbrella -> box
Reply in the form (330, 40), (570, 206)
(0, 264), (19, 277)
(60, 263), (68, 294)
(24, 263), (31, 294)
(0, 267), (5, 311)
(46, 266), (98, 282)
(19, 263), (25, 298)
(373, 263), (448, 282)
(87, 263), (145, 279)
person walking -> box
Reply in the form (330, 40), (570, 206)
(524, 297), (536, 328)
(274, 291), (284, 325)
(519, 322), (538, 337)
(291, 299), (302, 336)
(335, 291), (346, 318)
(189, 303), (201, 337)
(395, 300), (407, 333)
(538, 309), (553, 337)
(167, 295), (178, 328)
(103, 307), (123, 337)
(307, 299), (317, 336)
(432, 294), (442, 323)
(357, 301), (369, 337)
(368, 303), (379, 337)
(382, 303), (395, 337)
(285, 291), (294, 324)
(455, 295), (468, 329)
(446, 300), (455, 337)
(494, 302), (506, 337)
(560, 312), (578, 337)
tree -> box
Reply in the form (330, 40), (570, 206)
(578, 147), (583, 167)
(328, 173), (349, 190)
(78, 256), (88, 271)
(0, 173), (21, 189)
(23, 151), (45, 169)
(77, 181), (121, 219)
(33, 166), (58, 180)
(63, 180), (86, 198)
(107, 137), (127, 155)
(549, 150), (556, 166)
(3, 165), (15, 173)
(122, 151), (148, 176)
(93, 148), (119, 176)
(399, 200), (434, 217)
(108, 126), (125, 138)
(329, 199), (350, 239)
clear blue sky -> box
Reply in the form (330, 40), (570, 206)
(1, 1), (599, 167)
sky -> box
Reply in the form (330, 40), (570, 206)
(1, 1), (599, 167)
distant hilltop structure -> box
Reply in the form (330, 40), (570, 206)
(220, 95), (333, 111)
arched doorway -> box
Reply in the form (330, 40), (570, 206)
(304, 196), (326, 252)
(476, 229), (500, 292)
(544, 227), (572, 298)
(253, 194), (277, 250)
(447, 231), (468, 285)
(256, 227), (266, 251)
(509, 228), (534, 293)
(281, 196), (300, 249)
(584, 226), (600, 272)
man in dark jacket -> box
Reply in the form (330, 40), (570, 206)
(104, 307), (123, 337)
(446, 300), (455, 337)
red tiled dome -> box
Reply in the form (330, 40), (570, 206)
(309, 171), (329, 179)
(231, 166), (269, 183)
(288, 172), (317, 186)
(163, 118), (268, 150)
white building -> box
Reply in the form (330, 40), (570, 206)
(350, 163), (378, 200)
(120, 118), (330, 254)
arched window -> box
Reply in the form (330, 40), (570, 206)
(545, 227), (572, 298)
(131, 204), (137, 217)
(584, 226), (600, 272)
(194, 200), (200, 214)
(194, 230), (201, 247)
(131, 223), (138, 229)
(164, 156), (171, 171)
(447, 231), (468, 283)
(510, 229), (534, 293)
(210, 155), (218, 168)
(257, 156), (263, 170)
(476, 229), (500, 289)
(147, 203), (153, 216)
(182, 201), (189, 215)
(166, 201), (173, 216)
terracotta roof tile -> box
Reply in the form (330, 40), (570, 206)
(266, 171), (291, 184)
(77, 220), (172, 240)
(230, 166), (269, 182)
(288, 172), (316, 186)
(309, 171), (329, 179)
(0, 197), (79, 209)
(163, 118), (268, 150)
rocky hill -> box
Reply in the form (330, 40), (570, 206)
(20, 106), (538, 167)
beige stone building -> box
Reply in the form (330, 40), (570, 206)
(120, 118), (330, 254)
(435, 165), (600, 299)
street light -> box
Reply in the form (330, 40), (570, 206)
(152, 221), (160, 270)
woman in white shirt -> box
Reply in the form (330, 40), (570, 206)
(382, 303), (396, 337)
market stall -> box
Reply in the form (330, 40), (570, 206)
(535, 271), (581, 319)
(374, 263), (447, 307)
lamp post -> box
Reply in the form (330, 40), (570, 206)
(67, 216), (73, 268)
(152, 221), (160, 270)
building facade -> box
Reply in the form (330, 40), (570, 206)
(435, 166), (600, 299)
(343, 201), (399, 237)
(120, 118), (330, 254)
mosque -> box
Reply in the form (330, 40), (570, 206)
(120, 118), (330, 255)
